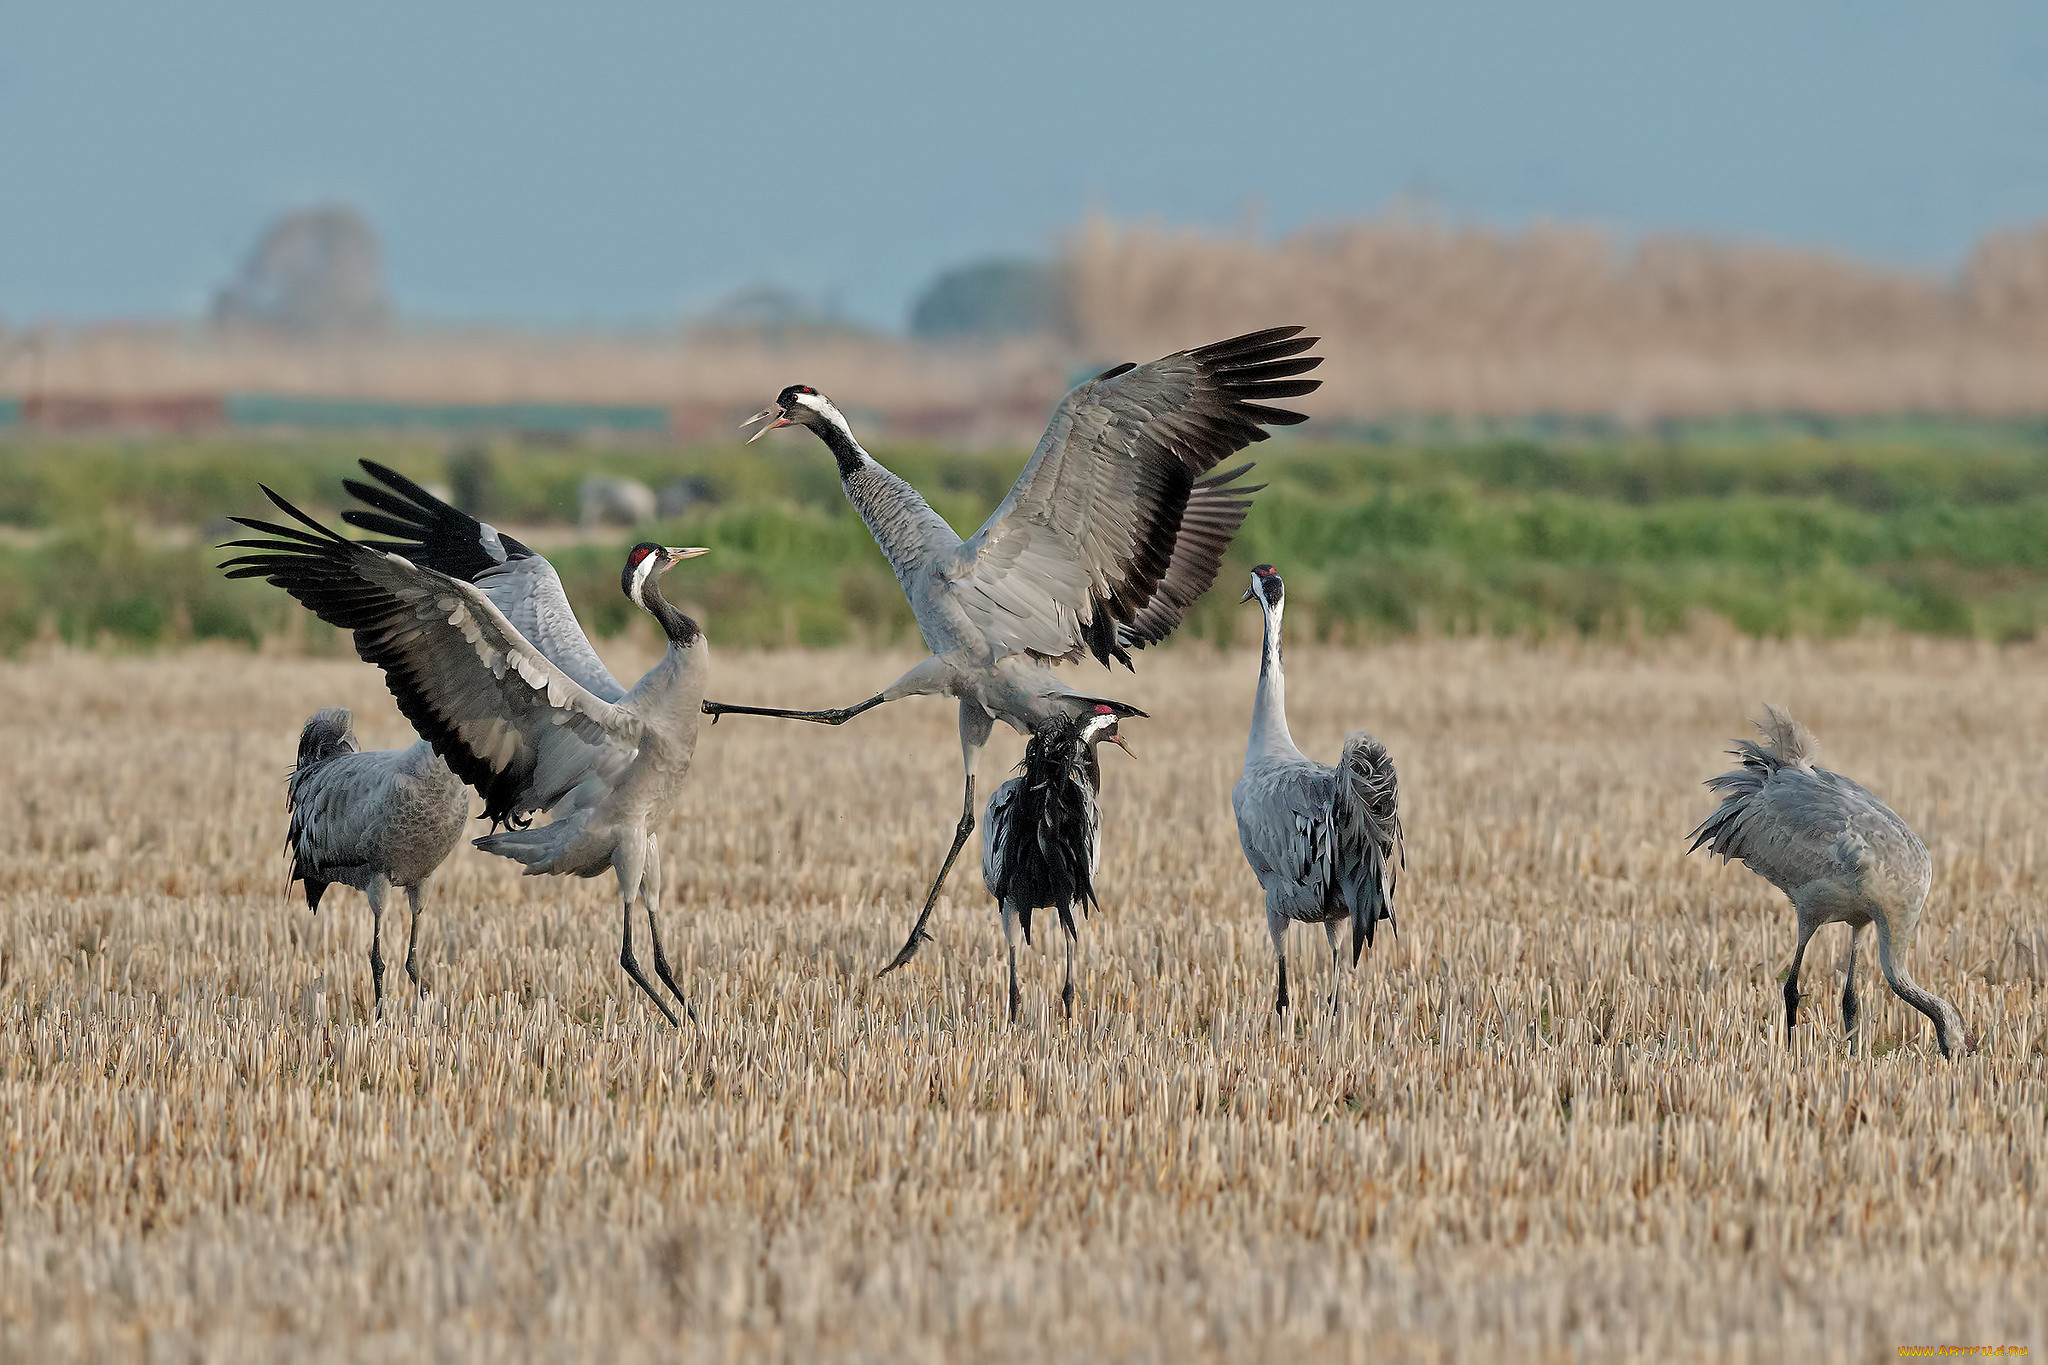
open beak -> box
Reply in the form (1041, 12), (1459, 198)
(662, 546), (710, 569)
(742, 406), (791, 443)
(1107, 732), (1135, 759)
(1239, 585), (1258, 605)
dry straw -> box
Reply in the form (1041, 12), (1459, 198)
(0, 639), (2042, 1360)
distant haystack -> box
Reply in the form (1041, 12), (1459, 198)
(579, 475), (656, 531)
(212, 204), (390, 338)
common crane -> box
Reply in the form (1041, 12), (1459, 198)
(1231, 566), (1403, 1015)
(222, 493), (712, 1027)
(1688, 706), (1966, 1057)
(982, 702), (1135, 1022)
(710, 326), (1321, 973)
(285, 706), (469, 1015)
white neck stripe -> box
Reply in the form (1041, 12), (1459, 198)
(630, 552), (659, 608)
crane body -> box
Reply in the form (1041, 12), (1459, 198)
(1688, 706), (1965, 1057)
(286, 706), (469, 1013)
(1231, 566), (1404, 1014)
(981, 704), (1133, 1021)
(224, 485), (711, 1027)
(710, 326), (1321, 973)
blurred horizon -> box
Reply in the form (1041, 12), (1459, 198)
(4, 2), (2048, 331)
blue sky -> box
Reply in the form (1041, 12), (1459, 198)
(2, 1), (2045, 328)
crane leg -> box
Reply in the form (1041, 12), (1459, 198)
(618, 895), (679, 1028)
(638, 842), (698, 1026)
(1324, 921), (1343, 1019)
(1784, 912), (1819, 1047)
(1003, 907), (1021, 1023)
(403, 880), (428, 997)
(701, 692), (889, 726)
(1062, 929), (1075, 1021)
(880, 703), (992, 977)
(881, 776), (976, 975)
(1842, 923), (1863, 1051)
(1270, 911), (1290, 1015)
(366, 876), (389, 1019)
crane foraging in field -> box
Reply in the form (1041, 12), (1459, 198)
(709, 326), (1320, 974)
(1231, 566), (1404, 1015)
(1687, 706), (1966, 1058)
(285, 706), (470, 1015)
(982, 702), (1137, 1022)
(222, 490), (713, 1027)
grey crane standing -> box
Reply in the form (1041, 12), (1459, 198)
(286, 706), (470, 1015)
(981, 702), (1136, 1022)
(1231, 566), (1404, 1014)
(222, 492), (712, 1027)
(709, 326), (1321, 972)
(1687, 705), (1966, 1057)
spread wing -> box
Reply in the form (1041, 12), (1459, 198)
(223, 489), (636, 828)
(948, 327), (1319, 667)
(339, 460), (626, 702)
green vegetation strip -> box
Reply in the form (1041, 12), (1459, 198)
(3, 430), (2048, 653)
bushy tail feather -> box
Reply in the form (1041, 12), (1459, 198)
(992, 715), (1103, 943)
(1336, 730), (1403, 965)
(1687, 705), (1818, 861)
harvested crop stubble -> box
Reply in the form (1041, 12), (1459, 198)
(0, 639), (2043, 1362)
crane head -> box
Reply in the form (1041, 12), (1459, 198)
(1239, 564), (1284, 609)
(1084, 703), (1135, 759)
(621, 542), (709, 605)
(742, 385), (834, 443)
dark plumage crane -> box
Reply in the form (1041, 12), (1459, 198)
(285, 706), (470, 1015)
(1231, 566), (1404, 1015)
(222, 488), (712, 1027)
(1688, 705), (1965, 1058)
(981, 702), (1135, 1022)
(709, 326), (1320, 973)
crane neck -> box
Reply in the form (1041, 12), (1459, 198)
(807, 408), (872, 480)
(635, 573), (701, 648)
(1248, 598), (1298, 762)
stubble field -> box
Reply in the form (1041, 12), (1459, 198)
(0, 637), (2043, 1362)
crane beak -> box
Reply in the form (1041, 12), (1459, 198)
(742, 405), (790, 443)
(1239, 585), (1258, 605)
(663, 546), (710, 568)
(1106, 732), (1135, 759)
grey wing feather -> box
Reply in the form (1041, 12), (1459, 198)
(341, 460), (626, 701)
(1116, 463), (1264, 655)
(1690, 747), (1929, 901)
(1233, 758), (1339, 917)
(224, 491), (636, 829)
(982, 773), (1023, 901)
(287, 742), (467, 898)
(473, 556), (625, 702)
(949, 328), (1319, 668)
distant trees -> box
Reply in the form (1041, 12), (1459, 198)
(212, 204), (390, 338)
(908, 258), (1064, 340)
